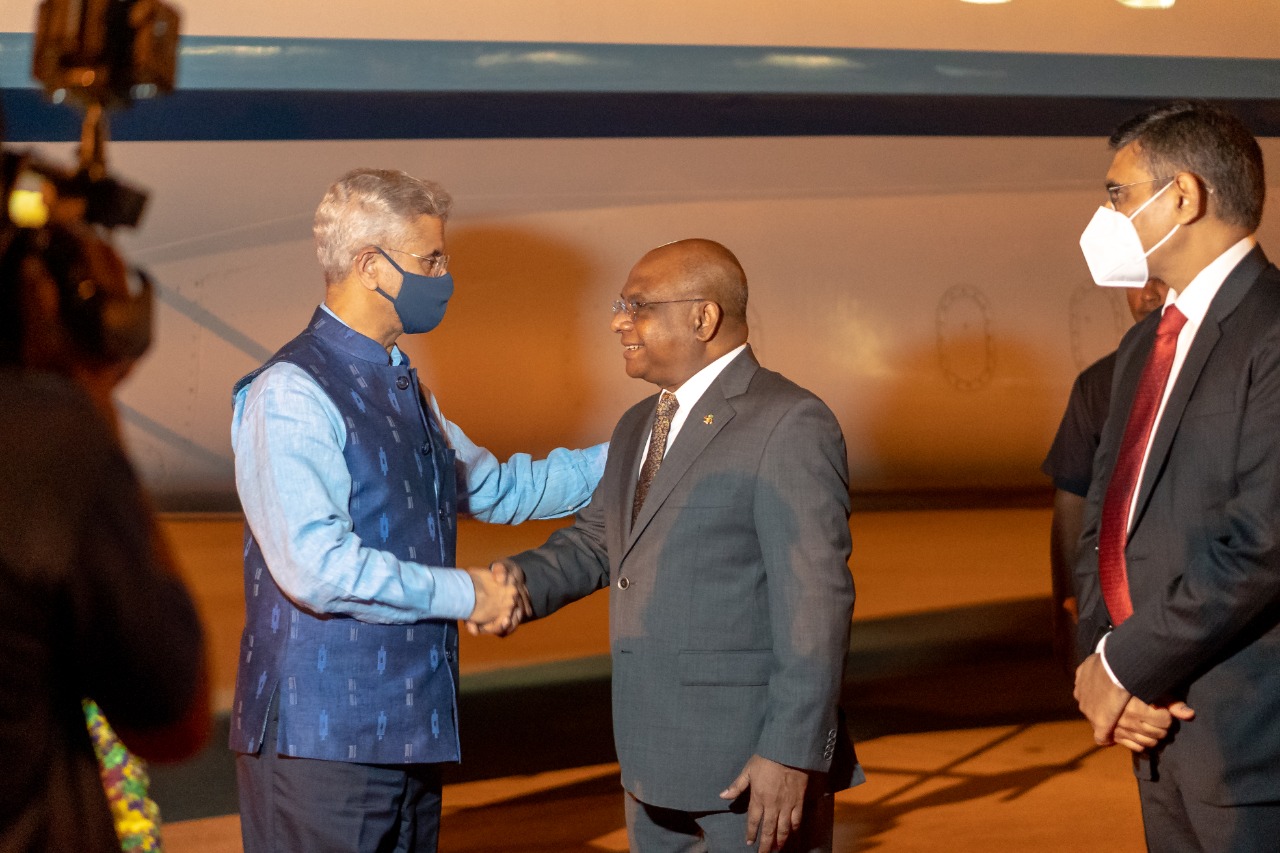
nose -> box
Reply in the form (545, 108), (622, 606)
(611, 310), (632, 334)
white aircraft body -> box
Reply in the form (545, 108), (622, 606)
(2, 0), (1279, 508)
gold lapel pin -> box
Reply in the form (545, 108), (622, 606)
(703, 414), (714, 425)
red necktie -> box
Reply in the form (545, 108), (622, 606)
(1098, 304), (1188, 625)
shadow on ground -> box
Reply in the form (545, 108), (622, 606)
(149, 596), (1078, 823)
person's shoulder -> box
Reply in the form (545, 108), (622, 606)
(1220, 258), (1280, 348)
(232, 315), (327, 400)
(1076, 350), (1117, 392)
(249, 359), (321, 390)
(236, 360), (325, 407)
(1245, 256), (1280, 311)
(744, 364), (843, 435)
(749, 363), (830, 409)
(1261, 256), (1280, 282)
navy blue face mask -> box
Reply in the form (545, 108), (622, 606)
(375, 248), (454, 334)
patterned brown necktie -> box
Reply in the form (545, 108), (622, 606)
(632, 391), (679, 524)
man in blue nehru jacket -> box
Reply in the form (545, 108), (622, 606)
(230, 168), (606, 853)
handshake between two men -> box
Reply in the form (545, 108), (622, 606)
(463, 562), (529, 637)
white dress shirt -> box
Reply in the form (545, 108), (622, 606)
(638, 344), (748, 470)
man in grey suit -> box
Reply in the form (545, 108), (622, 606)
(1074, 101), (1280, 850)
(488, 239), (861, 852)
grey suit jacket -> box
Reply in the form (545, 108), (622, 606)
(1076, 246), (1280, 807)
(512, 347), (860, 811)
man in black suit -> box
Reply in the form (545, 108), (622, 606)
(1073, 101), (1280, 850)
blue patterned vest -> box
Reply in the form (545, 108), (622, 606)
(229, 308), (461, 765)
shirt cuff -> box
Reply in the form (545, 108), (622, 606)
(433, 567), (477, 620)
(1095, 634), (1128, 691)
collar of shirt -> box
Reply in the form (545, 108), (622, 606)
(319, 303), (406, 366)
(1162, 235), (1257, 330)
(655, 343), (748, 454)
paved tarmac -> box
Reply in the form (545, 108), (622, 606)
(152, 508), (1149, 851)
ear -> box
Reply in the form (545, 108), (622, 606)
(693, 300), (723, 343)
(1171, 171), (1208, 225)
(351, 247), (386, 291)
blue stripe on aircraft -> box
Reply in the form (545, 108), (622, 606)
(3, 34), (1280, 140)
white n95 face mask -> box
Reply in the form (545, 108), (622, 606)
(1079, 178), (1179, 287)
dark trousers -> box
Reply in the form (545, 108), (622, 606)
(236, 695), (443, 853)
(625, 789), (835, 853)
(1138, 750), (1280, 853)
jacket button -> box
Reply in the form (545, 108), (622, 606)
(396, 376), (410, 390)
(617, 577), (630, 590)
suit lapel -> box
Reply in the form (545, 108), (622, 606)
(623, 347), (758, 557)
(615, 401), (653, 545)
(1129, 322), (1219, 534)
(1129, 247), (1268, 534)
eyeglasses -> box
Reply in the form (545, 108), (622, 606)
(375, 246), (450, 277)
(1106, 176), (1173, 208)
(610, 297), (706, 320)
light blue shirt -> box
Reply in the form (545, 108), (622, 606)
(232, 307), (607, 625)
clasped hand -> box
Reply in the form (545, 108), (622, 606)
(464, 561), (531, 636)
(1074, 652), (1194, 753)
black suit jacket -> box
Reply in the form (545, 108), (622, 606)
(1075, 245), (1280, 806)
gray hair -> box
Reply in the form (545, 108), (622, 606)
(313, 168), (453, 284)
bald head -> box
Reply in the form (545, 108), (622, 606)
(641, 239), (749, 327)
(612, 238), (751, 391)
